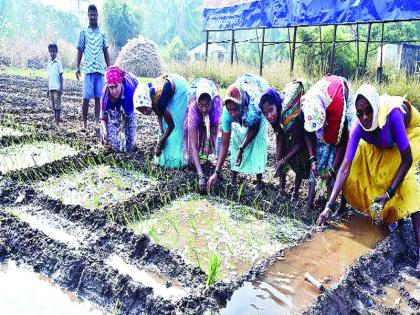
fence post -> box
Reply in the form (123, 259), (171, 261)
(329, 24), (337, 74)
(205, 30), (209, 62)
(290, 26), (297, 73)
(319, 26), (324, 73)
(362, 22), (372, 74)
(377, 23), (385, 83)
(356, 23), (360, 75)
(259, 28), (265, 76)
(230, 30), (235, 65)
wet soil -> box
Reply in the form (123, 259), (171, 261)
(0, 73), (419, 314)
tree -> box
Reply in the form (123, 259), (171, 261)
(103, 0), (143, 48)
(132, 0), (202, 48)
(164, 36), (188, 62)
(297, 26), (358, 78)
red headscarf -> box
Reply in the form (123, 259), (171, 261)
(106, 65), (124, 85)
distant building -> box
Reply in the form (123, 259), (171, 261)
(188, 42), (228, 62)
(377, 43), (420, 75)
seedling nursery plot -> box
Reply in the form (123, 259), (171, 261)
(0, 74), (419, 314)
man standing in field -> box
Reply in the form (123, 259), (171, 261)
(76, 4), (110, 131)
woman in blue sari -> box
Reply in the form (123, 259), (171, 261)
(207, 73), (269, 191)
(135, 74), (189, 168)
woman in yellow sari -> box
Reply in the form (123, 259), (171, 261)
(317, 84), (420, 271)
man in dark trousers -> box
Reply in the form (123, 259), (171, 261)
(76, 4), (111, 131)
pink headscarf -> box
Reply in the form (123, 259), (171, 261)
(106, 65), (124, 85)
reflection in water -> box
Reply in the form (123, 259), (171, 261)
(218, 214), (388, 314)
(6, 207), (81, 248)
(107, 254), (186, 300)
(0, 261), (103, 315)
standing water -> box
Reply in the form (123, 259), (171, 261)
(0, 261), (103, 315)
(216, 214), (388, 314)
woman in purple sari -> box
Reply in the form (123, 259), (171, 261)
(183, 78), (222, 192)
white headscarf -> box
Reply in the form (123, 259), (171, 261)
(355, 84), (380, 131)
(195, 79), (214, 103)
(134, 83), (152, 109)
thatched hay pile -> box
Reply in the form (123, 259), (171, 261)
(116, 36), (162, 78)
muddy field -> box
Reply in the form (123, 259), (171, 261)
(0, 74), (418, 314)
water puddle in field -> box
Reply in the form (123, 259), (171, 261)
(215, 214), (388, 314)
(129, 194), (308, 279)
(0, 126), (26, 138)
(107, 254), (187, 300)
(0, 141), (78, 173)
(0, 261), (104, 315)
(372, 272), (420, 313)
(35, 164), (153, 209)
(5, 206), (85, 248)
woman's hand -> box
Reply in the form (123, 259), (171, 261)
(155, 142), (163, 157)
(236, 147), (244, 166)
(373, 193), (389, 209)
(316, 207), (331, 226)
(199, 175), (206, 193)
(274, 159), (286, 177)
(321, 172), (333, 186)
(207, 172), (218, 192)
(101, 127), (108, 144)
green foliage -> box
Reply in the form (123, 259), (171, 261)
(103, 0), (143, 48)
(297, 26), (357, 78)
(0, 0), (80, 43)
(206, 253), (222, 285)
(132, 0), (202, 48)
(162, 37), (188, 62)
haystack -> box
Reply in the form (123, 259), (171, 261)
(116, 36), (162, 78)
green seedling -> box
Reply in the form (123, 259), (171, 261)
(149, 225), (160, 243)
(206, 253), (222, 285)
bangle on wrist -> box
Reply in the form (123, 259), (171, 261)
(326, 201), (335, 211)
(198, 173), (205, 179)
(239, 146), (245, 152)
(386, 187), (394, 200)
(309, 155), (317, 163)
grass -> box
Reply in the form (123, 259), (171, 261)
(166, 60), (420, 110)
(206, 253), (222, 285)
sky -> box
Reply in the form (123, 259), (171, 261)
(36, 0), (103, 14)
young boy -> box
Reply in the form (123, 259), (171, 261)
(47, 42), (63, 125)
